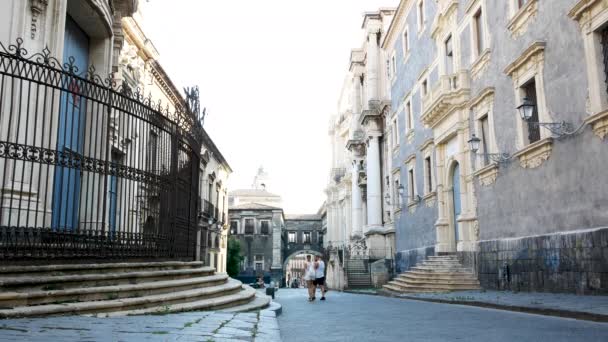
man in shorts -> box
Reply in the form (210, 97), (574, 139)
(313, 255), (326, 300)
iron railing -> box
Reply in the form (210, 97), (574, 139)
(0, 39), (203, 260)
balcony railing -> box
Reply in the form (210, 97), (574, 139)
(421, 70), (471, 127)
(201, 199), (215, 220)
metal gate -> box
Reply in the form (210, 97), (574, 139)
(0, 38), (202, 261)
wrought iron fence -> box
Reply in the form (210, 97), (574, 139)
(0, 39), (203, 260)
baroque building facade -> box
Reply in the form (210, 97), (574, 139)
(329, 0), (608, 294)
(325, 9), (399, 290)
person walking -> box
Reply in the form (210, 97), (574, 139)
(304, 255), (316, 301)
(313, 255), (326, 301)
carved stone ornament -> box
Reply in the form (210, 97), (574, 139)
(585, 109), (608, 140)
(473, 221), (480, 238)
(513, 138), (553, 169)
(507, 0), (538, 38)
(474, 163), (499, 187)
(30, 0), (49, 40)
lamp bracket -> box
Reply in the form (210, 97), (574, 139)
(529, 121), (575, 137)
(476, 152), (512, 164)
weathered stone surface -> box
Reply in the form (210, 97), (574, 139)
(0, 308), (281, 342)
(472, 227), (608, 294)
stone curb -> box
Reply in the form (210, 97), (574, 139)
(265, 301), (282, 316)
(377, 289), (608, 323)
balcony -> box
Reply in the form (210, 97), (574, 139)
(201, 200), (216, 220)
(421, 71), (471, 128)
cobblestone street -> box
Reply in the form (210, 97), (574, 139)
(276, 289), (608, 342)
(0, 310), (280, 342)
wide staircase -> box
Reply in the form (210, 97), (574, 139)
(383, 255), (480, 293)
(346, 259), (372, 288)
(0, 261), (270, 318)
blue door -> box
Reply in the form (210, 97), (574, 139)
(109, 153), (120, 236)
(452, 163), (461, 244)
(52, 16), (89, 230)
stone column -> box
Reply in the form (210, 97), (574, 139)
(366, 135), (382, 230)
(351, 159), (363, 238)
(365, 32), (379, 106)
(271, 211), (282, 270)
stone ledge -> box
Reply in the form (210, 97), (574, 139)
(471, 49), (491, 80)
(584, 109), (608, 140)
(473, 163), (499, 186)
(512, 137), (553, 169)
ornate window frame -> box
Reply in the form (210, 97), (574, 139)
(569, 0), (608, 123)
(507, 0), (538, 38)
(466, 0), (491, 79)
(392, 168), (402, 214)
(402, 26), (411, 62)
(505, 42), (553, 169)
(504, 42), (552, 146)
(469, 88), (499, 186)
(404, 94), (415, 144)
(419, 139), (437, 206)
(417, 0), (427, 35)
(404, 154), (418, 211)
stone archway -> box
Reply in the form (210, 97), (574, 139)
(282, 250), (323, 288)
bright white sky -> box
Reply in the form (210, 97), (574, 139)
(143, 0), (398, 214)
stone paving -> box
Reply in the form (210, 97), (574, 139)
(276, 288), (608, 342)
(396, 290), (608, 318)
(0, 309), (281, 342)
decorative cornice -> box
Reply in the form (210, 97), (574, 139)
(418, 138), (435, 152)
(568, 0), (608, 31)
(504, 41), (546, 76)
(468, 87), (495, 111)
(507, 0), (538, 38)
(381, 0), (415, 49)
(404, 153), (416, 165)
(470, 49), (491, 80)
(431, 0), (459, 40)
(584, 109), (608, 139)
(423, 192), (437, 207)
(513, 137), (553, 169)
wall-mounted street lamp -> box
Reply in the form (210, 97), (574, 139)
(517, 97), (575, 137)
(467, 134), (511, 164)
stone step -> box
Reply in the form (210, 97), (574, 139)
(390, 278), (479, 289)
(411, 266), (473, 273)
(422, 256), (458, 260)
(382, 284), (438, 293)
(387, 281), (480, 292)
(0, 261), (204, 277)
(0, 267), (216, 292)
(398, 273), (477, 283)
(395, 275), (479, 286)
(402, 270), (475, 278)
(220, 292), (272, 313)
(420, 260), (462, 267)
(0, 274), (229, 307)
(96, 285), (258, 317)
(0, 278), (245, 318)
